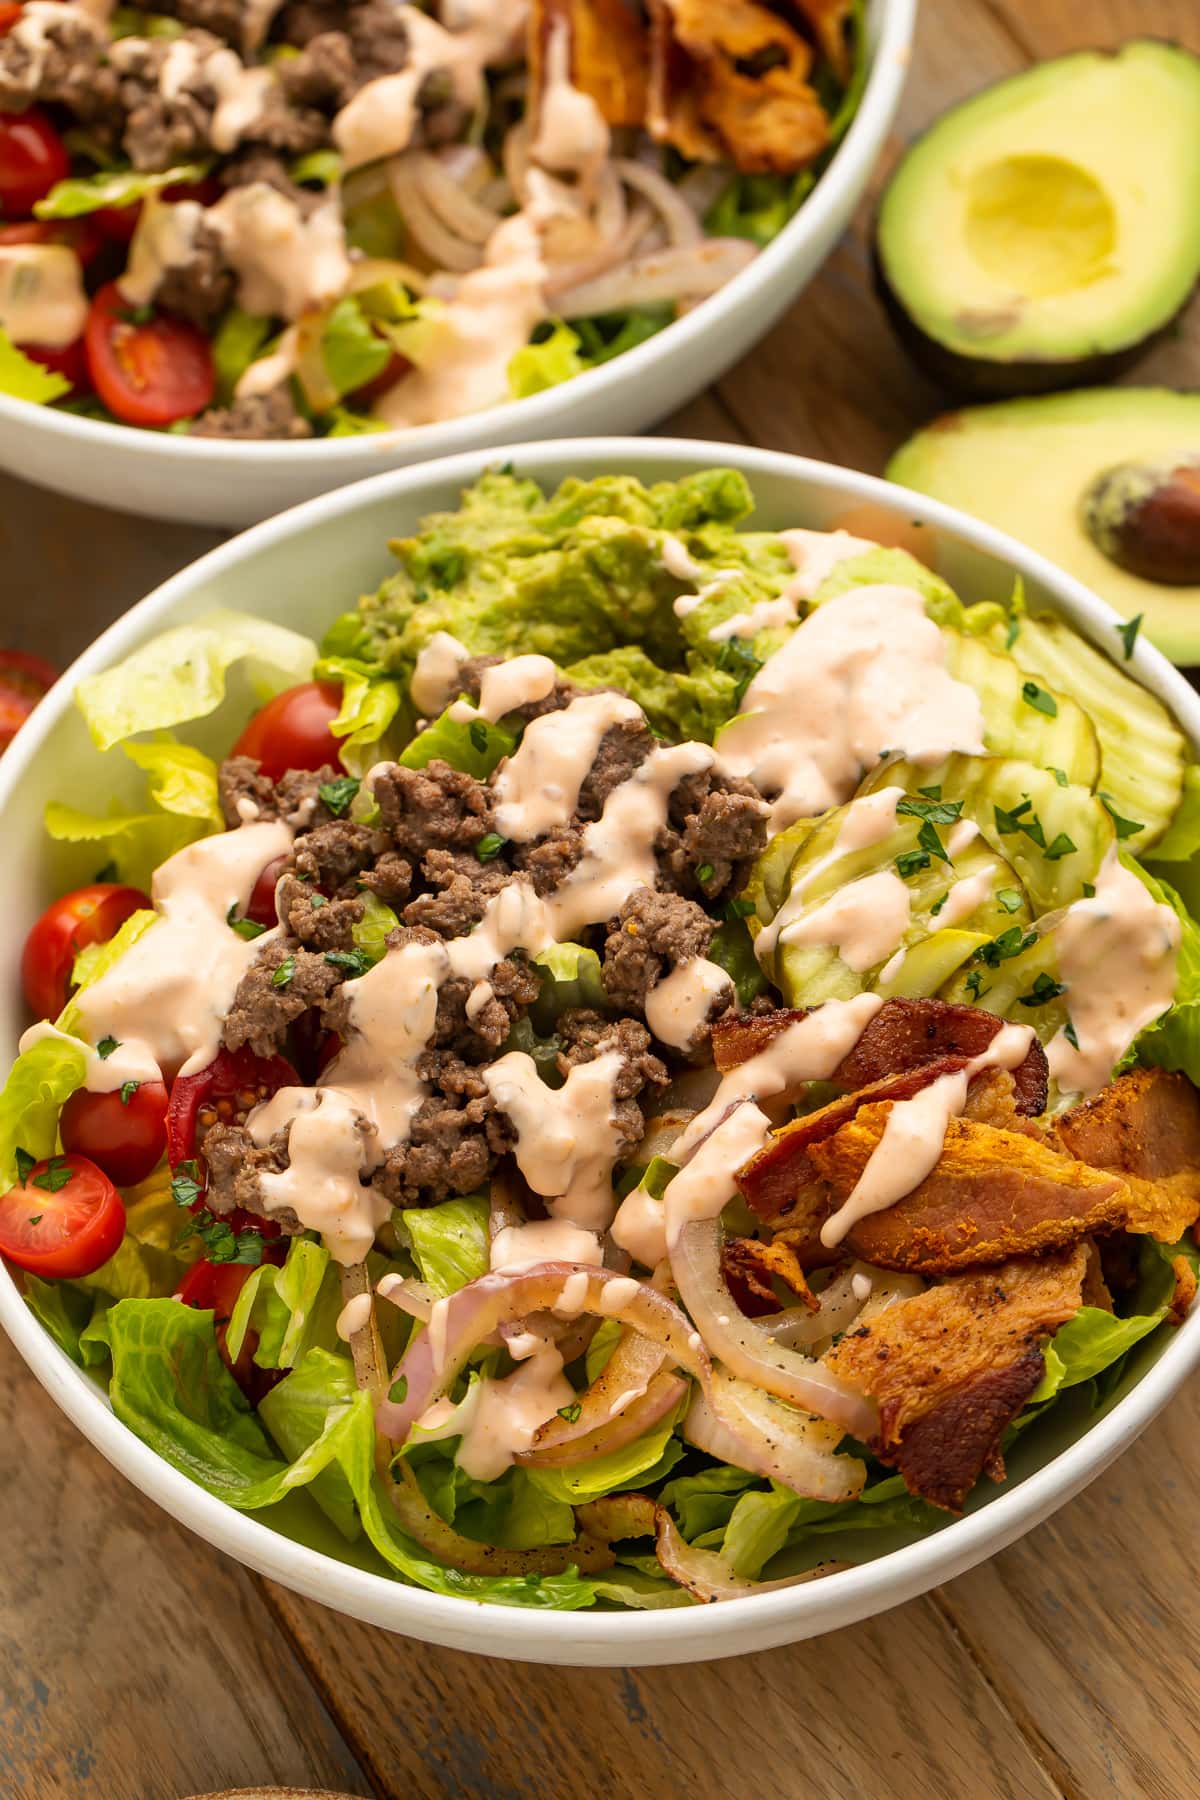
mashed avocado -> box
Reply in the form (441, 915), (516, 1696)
(324, 468), (796, 740)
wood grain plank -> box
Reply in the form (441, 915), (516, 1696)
(0, 1335), (369, 1800)
(259, 1575), (1062, 1800)
(934, 1384), (1200, 1800)
(990, 0), (1200, 58)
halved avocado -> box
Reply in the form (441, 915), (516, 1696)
(886, 388), (1200, 664)
(875, 43), (1200, 395)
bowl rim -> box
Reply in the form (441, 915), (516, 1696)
(0, 0), (916, 467)
(4, 431), (1199, 1661)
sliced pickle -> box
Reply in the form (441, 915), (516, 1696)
(940, 929), (1069, 1047)
(943, 632), (1100, 788)
(993, 612), (1185, 849)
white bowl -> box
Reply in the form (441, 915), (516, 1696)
(3, 437), (1197, 1666)
(0, 0), (914, 530)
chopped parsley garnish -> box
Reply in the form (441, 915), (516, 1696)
(896, 848), (931, 879)
(271, 955), (296, 988)
(896, 795), (964, 826)
(226, 901), (266, 941)
(177, 1214), (264, 1265)
(995, 887), (1023, 913)
(468, 720), (489, 754)
(557, 1402), (583, 1424)
(171, 1161), (203, 1208)
(325, 948), (370, 977)
(1083, 881), (1096, 898)
(929, 890), (949, 916)
(1099, 793), (1144, 839)
(917, 784), (942, 801)
(96, 1035), (120, 1060)
(725, 896), (755, 920)
(1063, 1018), (1080, 1050)
(15, 1147), (35, 1184)
(917, 820), (950, 865)
(715, 637), (762, 704)
(1116, 613), (1143, 660)
(1018, 972), (1068, 1008)
(973, 926), (1038, 968)
(993, 797), (1046, 848)
(1005, 615), (1021, 650)
(27, 1215), (41, 1227)
(93, 860), (118, 884)
(32, 1156), (73, 1193)
(318, 775), (360, 817)
(1050, 767), (1068, 788)
(1021, 680), (1057, 718)
(119, 1080), (140, 1105)
(695, 862), (715, 884)
(475, 832), (507, 863)
(964, 969), (988, 1000)
(1044, 832), (1078, 861)
(310, 893), (328, 909)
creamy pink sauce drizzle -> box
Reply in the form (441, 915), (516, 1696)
(71, 820), (292, 1079)
(821, 1021), (1036, 1248)
(779, 527), (878, 602)
(754, 786), (904, 964)
(1045, 851), (1180, 1097)
(410, 631), (470, 715)
(716, 586), (986, 833)
(644, 957), (734, 1051)
(491, 691), (644, 842)
(0, 244), (87, 348)
(119, 198), (203, 307)
(610, 1174), (670, 1269)
(208, 185), (352, 321)
(490, 1219), (602, 1272)
(482, 1049), (625, 1229)
(780, 869), (912, 975)
(475, 654), (557, 721)
(532, 17), (609, 177)
(936, 865), (999, 929)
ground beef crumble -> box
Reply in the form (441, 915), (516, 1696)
(190, 387), (314, 441)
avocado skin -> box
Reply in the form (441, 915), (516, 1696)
(872, 40), (1200, 400)
(871, 240), (1174, 400)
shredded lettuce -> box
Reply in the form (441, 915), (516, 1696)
(408, 1426), (576, 1550)
(1151, 764), (1200, 863)
(720, 1483), (807, 1578)
(705, 170), (815, 247)
(66, 906), (159, 1003)
(508, 320), (585, 399)
(0, 1034), (87, 1189)
(323, 406), (389, 437)
(530, 943), (606, 1030)
(352, 891), (399, 967)
(93, 1303), (597, 1606)
(35, 161), (210, 219)
(316, 295), (394, 403)
(0, 328), (71, 405)
(708, 915), (768, 1008)
(77, 610), (317, 753)
(400, 1194), (490, 1297)
(1123, 861), (1200, 1084)
(524, 1412), (683, 1505)
(226, 1237), (341, 1371)
(45, 734), (222, 889)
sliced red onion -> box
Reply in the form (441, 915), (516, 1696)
(686, 1369), (865, 1503)
(614, 158), (704, 247)
(669, 1218), (878, 1439)
(518, 1369), (687, 1468)
(377, 1263), (709, 1444)
(655, 1511), (758, 1602)
(375, 1273), (437, 1326)
(555, 239), (758, 318)
(525, 1324), (668, 1455)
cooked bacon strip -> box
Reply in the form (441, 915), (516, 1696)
(785, 0), (852, 81)
(826, 1247), (1087, 1511)
(737, 1055), (970, 1223)
(1050, 1067), (1200, 1243)
(530, 0), (649, 128)
(647, 0), (830, 174)
(803, 1108), (1127, 1272)
(712, 997), (1050, 1117)
(722, 1233), (820, 1316)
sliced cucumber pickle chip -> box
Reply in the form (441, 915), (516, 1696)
(943, 632), (1100, 788)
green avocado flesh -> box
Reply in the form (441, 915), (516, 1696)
(888, 388), (1200, 665)
(877, 42), (1200, 382)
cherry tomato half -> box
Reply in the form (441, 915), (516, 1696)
(0, 647), (56, 753)
(21, 881), (149, 1021)
(231, 681), (346, 782)
(22, 335), (87, 393)
(0, 216), (103, 265)
(166, 1045), (299, 1174)
(175, 1256), (257, 1319)
(245, 854), (287, 929)
(0, 108), (69, 218)
(60, 1078), (169, 1188)
(84, 281), (215, 427)
(0, 1153), (125, 1278)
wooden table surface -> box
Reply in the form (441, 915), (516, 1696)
(6, 2), (1200, 1796)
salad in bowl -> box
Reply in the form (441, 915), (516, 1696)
(4, 459), (1200, 1619)
(0, 0), (866, 438)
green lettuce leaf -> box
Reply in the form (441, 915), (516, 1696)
(720, 1482), (806, 1578)
(1123, 861), (1200, 1083)
(212, 307), (273, 403)
(352, 891), (399, 967)
(585, 1316), (622, 1384)
(318, 295), (393, 402)
(290, 148), (342, 188)
(23, 1275), (96, 1364)
(0, 1033), (87, 1189)
(35, 161), (210, 219)
(257, 1346), (362, 1538)
(508, 320), (584, 399)
(570, 307), (673, 369)
(226, 1236), (341, 1371)
(1033, 1240), (1183, 1404)
(0, 328), (71, 404)
(408, 1427), (576, 1550)
(323, 406), (389, 437)
(523, 1413), (683, 1505)
(709, 915), (768, 1008)
(591, 1567), (695, 1609)
(1149, 764), (1200, 862)
(400, 1194), (490, 1297)
(315, 655), (406, 775)
(705, 170), (814, 247)
(77, 610), (317, 752)
(45, 733), (222, 889)
(530, 942), (606, 1031)
(66, 906), (159, 1003)
(96, 1303), (598, 1607)
(397, 703), (515, 780)
(659, 1465), (757, 1540)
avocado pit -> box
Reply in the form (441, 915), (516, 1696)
(1082, 457), (1200, 586)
